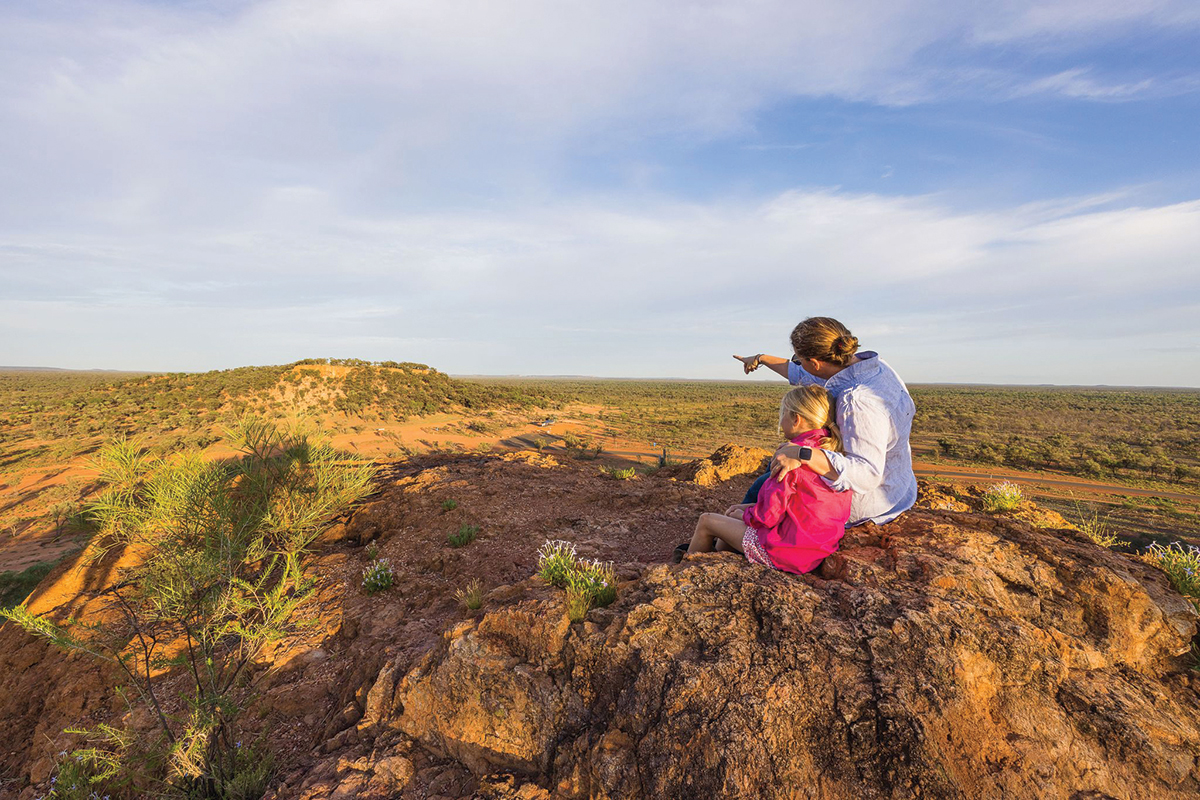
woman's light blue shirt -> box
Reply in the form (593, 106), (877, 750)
(788, 351), (917, 526)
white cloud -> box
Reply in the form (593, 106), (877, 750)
(1, 0), (1197, 231)
(2, 188), (1197, 383)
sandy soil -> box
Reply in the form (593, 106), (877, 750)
(3, 404), (1196, 574)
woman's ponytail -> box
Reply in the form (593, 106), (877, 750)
(780, 385), (842, 452)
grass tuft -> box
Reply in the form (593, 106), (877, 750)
(568, 559), (618, 608)
(441, 499), (458, 512)
(455, 578), (485, 610)
(982, 482), (1023, 513)
(602, 466), (636, 480)
(565, 588), (591, 623)
(1070, 502), (1126, 548)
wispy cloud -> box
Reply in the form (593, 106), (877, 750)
(1016, 68), (1156, 100)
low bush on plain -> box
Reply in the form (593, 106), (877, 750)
(982, 482), (1023, 513)
(441, 499), (458, 512)
(561, 433), (603, 460)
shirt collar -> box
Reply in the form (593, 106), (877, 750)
(826, 351), (880, 393)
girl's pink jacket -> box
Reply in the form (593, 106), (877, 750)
(743, 428), (853, 574)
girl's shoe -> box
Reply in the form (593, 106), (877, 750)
(670, 542), (689, 564)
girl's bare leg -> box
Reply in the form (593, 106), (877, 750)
(688, 513), (747, 554)
(715, 507), (747, 551)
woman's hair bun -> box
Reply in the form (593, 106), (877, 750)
(833, 334), (859, 357)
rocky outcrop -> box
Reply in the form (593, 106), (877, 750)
(382, 509), (1200, 799)
(671, 444), (771, 487)
(3, 451), (1198, 800)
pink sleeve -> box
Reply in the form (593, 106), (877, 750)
(743, 475), (793, 530)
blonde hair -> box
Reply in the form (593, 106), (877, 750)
(790, 317), (859, 367)
(780, 385), (842, 452)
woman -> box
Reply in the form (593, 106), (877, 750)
(734, 316), (916, 527)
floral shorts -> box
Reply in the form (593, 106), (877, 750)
(741, 527), (777, 570)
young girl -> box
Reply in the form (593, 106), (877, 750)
(686, 384), (852, 574)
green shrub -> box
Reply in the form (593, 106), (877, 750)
(441, 499), (458, 512)
(982, 482), (1023, 513)
(602, 466), (636, 480)
(562, 433), (603, 460)
(362, 559), (394, 594)
(448, 524), (479, 548)
(1143, 542), (1200, 610)
(568, 559), (617, 608)
(537, 540), (578, 588)
(43, 724), (127, 799)
(535, 541), (618, 621)
(0, 418), (376, 796)
(455, 578), (485, 610)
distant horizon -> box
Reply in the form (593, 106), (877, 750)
(3, 363), (1198, 391)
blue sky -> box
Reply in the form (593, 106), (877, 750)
(1, 0), (1198, 385)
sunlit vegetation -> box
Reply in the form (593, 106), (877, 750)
(466, 378), (1200, 493)
(1, 418), (376, 797)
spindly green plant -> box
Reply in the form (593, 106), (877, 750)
(1071, 502), (1125, 548)
(441, 499), (458, 512)
(568, 559), (617, 608)
(982, 482), (1023, 513)
(565, 588), (591, 623)
(1, 419), (376, 798)
(448, 524), (479, 548)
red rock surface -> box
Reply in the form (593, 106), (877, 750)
(1, 451), (1197, 799)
